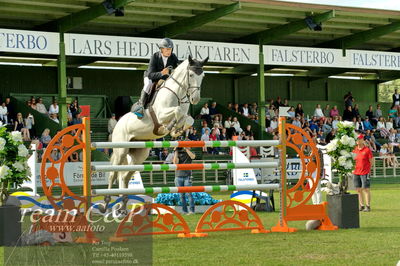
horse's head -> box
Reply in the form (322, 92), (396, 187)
(187, 55), (208, 105)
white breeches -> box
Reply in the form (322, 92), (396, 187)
(142, 77), (153, 94)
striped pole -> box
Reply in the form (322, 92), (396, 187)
(92, 184), (280, 195)
(91, 162), (278, 172)
(91, 140), (279, 149)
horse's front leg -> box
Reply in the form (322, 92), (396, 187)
(170, 115), (194, 138)
(157, 106), (185, 133)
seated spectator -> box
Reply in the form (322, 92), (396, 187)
(220, 128), (228, 141)
(108, 113), (117, 141)
(67, 103), (73, 120)
(317, 130), (326, 144)
(386, 118), (394, 131)
(356, 117), (365, 132)
(0, 102), (8, 124)
(227, 102), (233, 110)
(164, 149), (175, 164)
(322, 117), (332, 134)
(211, 124), (221, 136)
(287, 106), (295, 118)
(14, 112), (30, 141)
(269, 117), (278, 133)
(188, 128), (199, 141)
(292, 116), (302, 128)
(363, 117), (374, 131)
(313, 104), (324, 119)
(343, 106), (355, 121)
(201, 129), (210, 153)
(380, 144), (399, 167)
(309, 117), (320, 133)
(388, 128), (397, 143)
(283, 98), (289, 107)
(50, 113), (59, 123)
(243, 125), (254, 138)
(49, 100), (59, 116)
(50, 148), (61, 161)
(352, 104), (360, 118)
(274, 96), (284, 109)
(40, 128), (51, 148)
(224, 116), (235, 139)
(302, 121), (313, 136)
(224, 116), (233, 128)
(209, 101), (223, 122)
(231, 117), (242, 134)
(232, 103), (241, 114)
(330, 105), (339, 118)
(375, 104), (383, 119)
(36, 98), (48, 114)
(250, 102), (258, 117)
(200, 102), (211, 121)
(376, 117), (389, 138)
(365, 130), (380, 151)
(241, 103), (250, 118)
(201, 120), (211, 135)
(209, 129), (220, 154)
(322, 104), (330, 118)
(365, 105), (376, 125)
(212, 116), (223, 129)
(344, 91), (354, 108)
(325, 129), (336, 144)
(24, 113), (35, 139)
(30, 98), (37, 111)
(268, 105), (276, 119)
(332, 116), (339, 129)
(72, 113), (82, 125)
(295, 103), (304, 118)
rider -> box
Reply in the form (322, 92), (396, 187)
(132, 38), (179, 118)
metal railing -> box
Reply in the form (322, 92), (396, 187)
(371, 156), (400, 178)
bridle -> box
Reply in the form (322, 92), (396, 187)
(162, 64), (202, 105)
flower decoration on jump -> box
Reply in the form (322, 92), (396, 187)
(325, 121), (357, 194)
(0, 122), (31, 206)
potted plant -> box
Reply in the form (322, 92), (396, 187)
(0, 122), (31, 246)
(324, 121), (359, 228)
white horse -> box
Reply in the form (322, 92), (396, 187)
(99, 56), (208, 213)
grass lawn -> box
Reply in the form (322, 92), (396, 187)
(1, 183), (400, 266)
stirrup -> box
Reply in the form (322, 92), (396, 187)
(133, 111), (144, 118)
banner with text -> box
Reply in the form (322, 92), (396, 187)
(0, 28), (59, 55)
(65, 33), (258, 64)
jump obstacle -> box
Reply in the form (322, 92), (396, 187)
(34, 117), (337, 243)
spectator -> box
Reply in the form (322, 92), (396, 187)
(388, 128), (397, 143)
(295, 103), (304, 118)
(14, 112), (30, 141)
(365, 105), (375, 123)
(36, 98), (48, 114)
(353, 104), (360, 118)
(343, 106), (355, 121)
(292, 116), (302, 128)
(268, 105), (276, 119)
(201, 120), (211, 135)
(0, 102), (8, 124)
(380, 144), (392, 167)
(232, 103), (241, 114)
(322, 104), (330, 118)
(49, 100), (59, 116)
(365, 130), (380, 151)
(283, 98), (289, 107)
(392, 88), (400, 113)
(30, 98), (37, 111)
(173, 146), (196, 214)
(231, 117), (242, 134)
(209, 129), (219, 154)
(69, 99), (80, 118)
(376, 117), (389, 138)
(5, 98), (14, 124)
(322, 117), (332, 134)
(200, 103), (211, 124)
(67, 103), (73, 120)
(212, 116), (223, 130)
(309, 116), (319, 132)
(274, 97), (284, 109)
(211, 124), (221, 136)
(224, 116), (233, 128)
(313, 104), (324, 119)
(227, 102), (233, 110)
(388, 105), (398, 128)
(287, 106), (295, 118)
(241, 103), (250, 117)
(363, 117), (374, 131)
(209, 101), (223, 122)
(243, 125), (254, 138)
(325, 129), (335, 144)
(332, 116), (339, 130)
(201, 129), (210, 153)
(250, 102), (258, 117)
(356, 117), (365, 132)
(269, 117), (278, 132)
(50, 148), (61, 161)
(72, 113), (82, 125)
(330, 105), (339, 118)
(188, 128), (199, 141)
(24, 113), (35, 138)
(108, 113), (117, 141)
(40, 128), (51, 148)
(386, 118), (394, 131)
(344, 91), (354, 107)
(220, 128), (228, 141)
(375, 104), (382, 119)
(159, 148), (170, 161)
(50, 113), (59, 123)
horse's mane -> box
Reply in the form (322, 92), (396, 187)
(174, 58), (189, 73)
